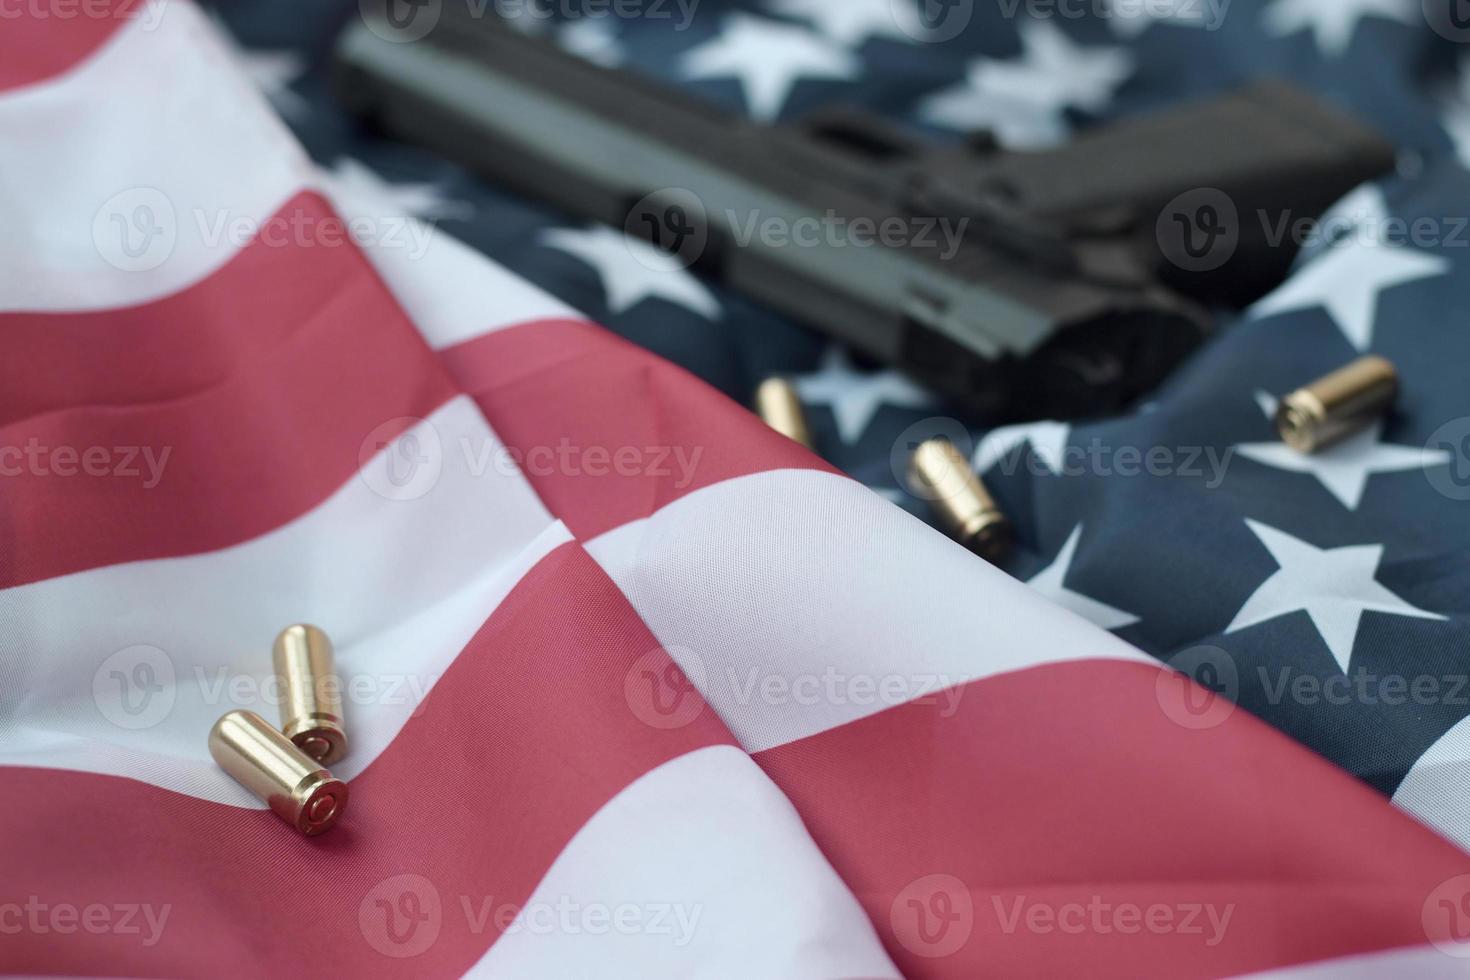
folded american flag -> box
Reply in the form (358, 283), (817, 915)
(6, 1), (1470, 978)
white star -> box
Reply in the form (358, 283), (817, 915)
(1104, 0), (1218, 37)
(1261, 0), (1417, 57)
(680, 14), (860, 122)
(1319, 183), (1389, 235)
(1028, 525), (1140, 631)
(920, 21), (1134, 148)
(766, 0), (920, 46)
(972, 21), (1132, 112)
(922, 92), (1072, 147)
(324, 158), (473, 223)
(794, 346), (933, 444)
(1227, 520), (1443, 673)
(974, 420), (1071, 475)
(1236, 422), (1452, 509)
(540, 225), (722, 319)
(1253, 389), (1280, 419)
(559, 18), (626, 67)
(1250, 232), (1449, 350)
(1291, 184), (1391, 264)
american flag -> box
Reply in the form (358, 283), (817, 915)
(7, 0), (1470, 976)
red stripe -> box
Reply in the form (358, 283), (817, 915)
(755, 660), (1470, 979)
(0, 192), (459, 587)
(0, 0), (140, 93)
(441, 319), (839, 540)
(442, 318), (1470, 976)
(0, 543), (733, 976)
(2, 192), (353, 425)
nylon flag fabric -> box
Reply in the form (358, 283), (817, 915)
(6, 1), (1470, 978)
(206, 0), (1470, 849)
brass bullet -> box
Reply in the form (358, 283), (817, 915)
(909, 437), (1012, 563)
(209, 710), (348, 837)
(273, 624), (347, 766)
(754, 377), (814, 451)
(1276, 355), (1398, 453)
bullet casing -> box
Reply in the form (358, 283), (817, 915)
(208, 710), (348, 836)
(1276, 355), (1398, 453)
(909, 438), (1012, 563)
(273, 624), (347, 766)
(754, 378), (814, 451)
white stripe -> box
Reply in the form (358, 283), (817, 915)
(1236, 945), (1470, 977)
(0, 3), (310, 312)
(323, 190), (583, 350)
(0, 4), (577, 342)
(0, 398), (562, 805)
(584, 469), (1152, 753)
(466, 745), (900, 979)
(1394, 714), (1470, 852)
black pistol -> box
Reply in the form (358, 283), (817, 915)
(334, 5), (1394, 422)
